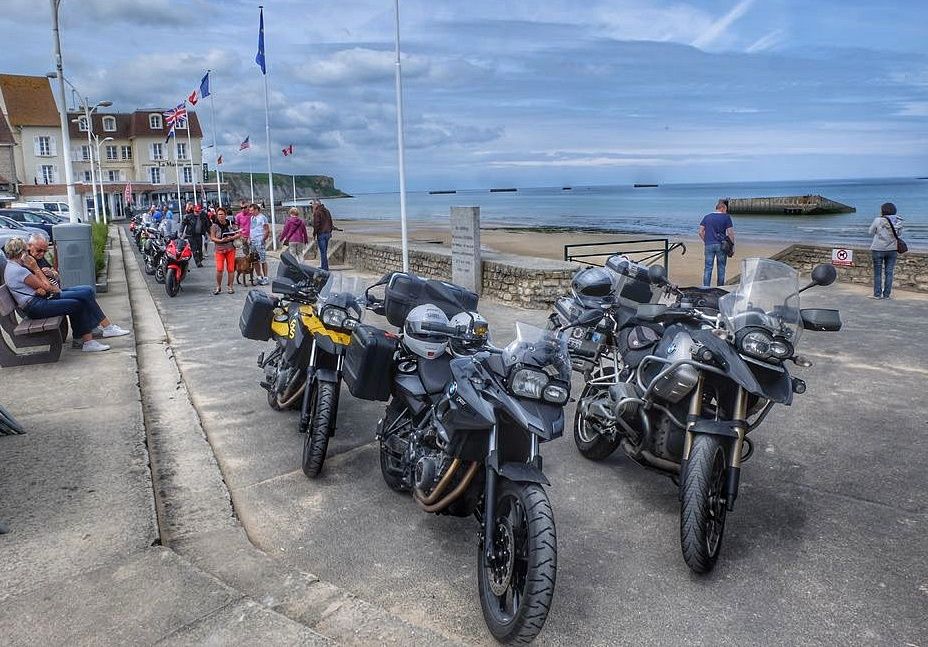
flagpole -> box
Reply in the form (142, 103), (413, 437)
(394, 0), (409, 272)
(207, 70), (222, 206)
(249, 155), (254, 203)
(259, 6), (277, 249)
(292, 173), (296, 205)
(172, 132), (181, 216)
(186, 119), (195, 206)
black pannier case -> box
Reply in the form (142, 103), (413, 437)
(382, 272), (478, 327)
(240, 289), (277, 341)
(344, 325), (396, 401)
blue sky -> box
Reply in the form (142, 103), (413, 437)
(4, 0), (928, 192)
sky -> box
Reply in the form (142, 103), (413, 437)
(3, 0), (928, 193)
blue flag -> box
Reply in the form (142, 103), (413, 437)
(164, 124), (175, 145)
(199, 71), (210, 99)
(255, 8), (266, 74)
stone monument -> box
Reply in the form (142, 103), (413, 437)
(451, 206), (481, 294)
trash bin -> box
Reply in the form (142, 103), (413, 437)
(53, 223), (96, 291)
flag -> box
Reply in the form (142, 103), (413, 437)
(164, 103), (188, 126)
(199, 71), (211, 99)
(239, 136), (251, 151)
(282, 144), (293, 156)
(124, 182), (133, 205)
(164, 124), (175, 144)
(255, 8), (266, 74)
(188, 89), (198, 106)
(217, 155), (223, 165)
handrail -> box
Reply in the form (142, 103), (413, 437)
(563, 238), (687, 272)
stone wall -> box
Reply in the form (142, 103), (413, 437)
(754, 244), (928, 293)
(334, 241), (578, 309)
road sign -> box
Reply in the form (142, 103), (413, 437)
(832, 248), (853, 267)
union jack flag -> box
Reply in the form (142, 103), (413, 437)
(163, 103), (188, 126)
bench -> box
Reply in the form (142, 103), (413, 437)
(0, 284), (68, 367)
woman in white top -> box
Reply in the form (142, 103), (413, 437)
(868, 202), (904, 299)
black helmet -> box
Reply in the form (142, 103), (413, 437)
(571, 267), (615, 307)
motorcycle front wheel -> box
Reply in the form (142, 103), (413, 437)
(478, 479), (556, 644)
(573, 383), (622, 460)
(143, 255), (155, 275)
(154, 261), (166, 284)
(300, 380), (335, 478)
(679, 433), (729, 574)
(165, 268), (180, 297)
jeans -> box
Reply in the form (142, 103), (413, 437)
(288, 242), (306, 260)
(188, 234), (203, 264)
(317, 232), (331, 270)
(872, 250), (898, 298)
(23, 285), (104, 337)
(703, 243), (727, 287)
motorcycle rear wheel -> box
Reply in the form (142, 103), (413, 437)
(165, 269), (180, 297)
(378, 401), (409, 492)
(573, 383), (622, 460)
(679, 433), (729, 574)
(301, 381), (335, 478)
(478, 480), (556, 644)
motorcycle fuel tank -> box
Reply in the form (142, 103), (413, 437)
(651, 331), (699, 403)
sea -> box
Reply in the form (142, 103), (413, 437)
(328, 177), (928, 248)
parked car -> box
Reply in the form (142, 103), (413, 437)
(0, 215), (50, 243)
(0, 209), (55, 241)
(13, 201), (70, 216)
(16, 208), (66, 224)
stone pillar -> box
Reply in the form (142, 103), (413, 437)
(451, 206), (481, 294)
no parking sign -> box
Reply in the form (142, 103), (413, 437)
(832, 248), (853, 267)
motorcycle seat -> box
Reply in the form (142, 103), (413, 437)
(419, 354), (453, 394)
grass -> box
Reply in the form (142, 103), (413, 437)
(92, 223), (108, 274)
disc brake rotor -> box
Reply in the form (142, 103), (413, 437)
(487, 519), (515, 597)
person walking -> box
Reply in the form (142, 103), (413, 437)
(208, 207), (241, 295)
(235, 199), (251, 240)
(311, 199), (334, 271)
(869, 202), (904, 299)
(181, 202), (209, 267)
(279, 207), (309, 260)
(249, 203), (271, 285)
(698, 198), (735, 287)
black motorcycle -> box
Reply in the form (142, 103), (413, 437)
(347, 274), (572, 644)
(557, 257), (841, 573)
(142, 228), (166, 282)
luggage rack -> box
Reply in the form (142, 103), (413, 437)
(563, 238), (687, 271)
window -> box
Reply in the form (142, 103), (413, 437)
(149, 167), (162, 184)
(150, 143), (163, 160)
(81, 145), (91, 162)
(182, 166), (193, 183)
(40, 165), (55, 184)
(149, 114), (163, 129)
(175, 117), (187, 130)
(78, 116), (89, 132)
(176, 142), (188, 160)
(106, 145), (118, 161)
(83, 171), (92, 182)
(107, 170), (120, 182)
(103, 116), (116, 132)
(35, 136), (54, 157)
(121, 145), (132, 160)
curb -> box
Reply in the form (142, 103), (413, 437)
(118, 228), (459, 645)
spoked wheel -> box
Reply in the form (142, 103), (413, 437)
(478, 480), (556, 644)
(165, 269), (180, 297)
(573, 382), (622, 460)
(680, 434), (729, 574)
(378, 401), (410, 492)
(301, 381), (335, 478)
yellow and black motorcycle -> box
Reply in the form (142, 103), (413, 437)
(240, 251), (364, 477)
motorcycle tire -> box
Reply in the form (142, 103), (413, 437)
(154, 262), (166, 284)
(0, 403), (25, 436)
(301, 381), (335, 478)
(573, 383), (621, 461)
(478, 479), (557, 644)
(165, 269), (180, 297)
(679, 433), (729, 574)
(143, 256), (155, 275)
(378, 402), (409, 492)
(267, 374), (306, 411)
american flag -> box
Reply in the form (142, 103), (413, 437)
(282, 144), (293, 156)
(163, 103), (188, 126)
(240, 136), (251, 151)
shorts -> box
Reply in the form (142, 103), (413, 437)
(250, 241), (267, 262)
(215, 248), (236, 273)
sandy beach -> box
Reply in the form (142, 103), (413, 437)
(331, 218), (787, 287)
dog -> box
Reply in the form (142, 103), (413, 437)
(235, 241), (260, 286)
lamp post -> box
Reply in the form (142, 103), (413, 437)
(48, 0), (79, 223)
(95, 135), (114, 224)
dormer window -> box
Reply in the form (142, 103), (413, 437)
(103, 116), (116, 132)
(149, 114), (163, 129)
(78, 116), (89, 131)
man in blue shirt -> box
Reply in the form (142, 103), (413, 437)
(698, 199), (735, 287)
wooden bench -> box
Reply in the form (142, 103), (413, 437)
(0, 283), (68, 367)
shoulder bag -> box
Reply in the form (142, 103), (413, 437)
(883, 216), (908, 254)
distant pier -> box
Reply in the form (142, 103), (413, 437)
(490, 188), (518, 193)
(633, 183), (659, 188)
(728, 195), (855, 215)
(428, 190), (457, 194)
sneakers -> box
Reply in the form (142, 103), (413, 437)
(101, 324), (131, 338)
(258, 277), (269, 286)
(82, 340), (110, 352)
(868, 295), (881, 299)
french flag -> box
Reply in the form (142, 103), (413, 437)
(188, 71), (211, 106)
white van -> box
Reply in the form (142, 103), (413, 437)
(27, 201), (70, 215)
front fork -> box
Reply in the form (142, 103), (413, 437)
(483, 425), (498, 561)
(680, 376), (748, 511)
(299, 341), (344, 436)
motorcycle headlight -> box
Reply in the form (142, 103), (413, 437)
(769, 338), (793, 360)
(321, 306), (348, 329)
(510, 368), (548, 400)
(343, 316), (360, 331)
(542, 383), (569, 404)
(739, 329), (773, 359)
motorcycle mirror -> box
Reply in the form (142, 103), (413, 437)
(647, 264), (668, 285)
(799, 264), (837, 293)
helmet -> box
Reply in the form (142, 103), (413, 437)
(571, 267), (615, 308)
(449, 311), (489, 353)
(403, 304), (450, 359)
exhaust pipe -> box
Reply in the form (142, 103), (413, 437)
(415, 461), (479, 513)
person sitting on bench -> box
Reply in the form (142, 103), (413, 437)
(2, 237), (130, 353)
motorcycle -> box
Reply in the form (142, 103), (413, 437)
(348, 274), (572, 644)
(239, 251), (365, 478)
(556, 256), (841, 573)
(163, 235), (193, 297)
(142, 228), (166, 282)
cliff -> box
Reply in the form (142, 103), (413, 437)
(217, 172), (350, 203)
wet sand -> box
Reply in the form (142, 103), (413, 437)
(333, 218), (788, 287)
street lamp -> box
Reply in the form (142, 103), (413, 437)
(48, 0), (79, 223)
(95, 136), (113, 224)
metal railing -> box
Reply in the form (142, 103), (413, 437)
(563, 237), (687, 271)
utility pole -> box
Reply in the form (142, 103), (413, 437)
(50, 0), (79, 222)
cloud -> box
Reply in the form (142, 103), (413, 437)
(897, 102), (928, 117)
(746, 29), (786, 53)
(691, 0), (756, 49)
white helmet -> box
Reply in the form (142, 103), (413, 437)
(448, 311), (489, 352)
(403, 304), (449, 359)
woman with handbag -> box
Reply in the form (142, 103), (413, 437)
(868, 202), (905, 300)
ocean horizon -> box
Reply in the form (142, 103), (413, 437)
(328, 177), (928, 249)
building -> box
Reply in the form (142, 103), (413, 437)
(0, 73), (221, 217)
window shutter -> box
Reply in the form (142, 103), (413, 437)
(49, 136), (57, 156)
(34, 137), (41, 156)
(53, 166), (59, 183)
